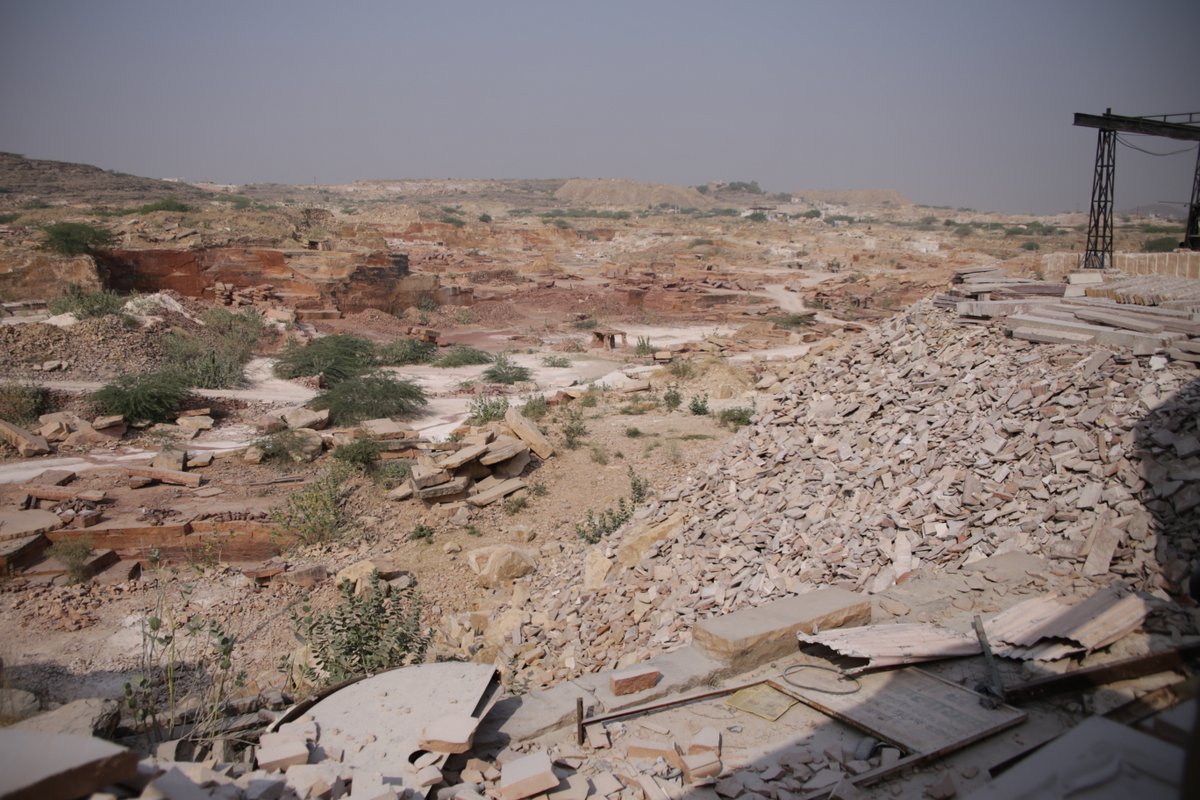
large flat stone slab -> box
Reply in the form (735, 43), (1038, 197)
(691, 588), (871, 669)
(0, 729), (138, 800)
(0, 510), (64, 543)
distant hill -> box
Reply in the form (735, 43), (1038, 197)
(554, 178), (714, 209)
(0, 152), (208, 205)
(790, 188), (911, 207)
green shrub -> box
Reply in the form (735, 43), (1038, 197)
(561, 407), (587, 449)
(1021, 241), (1040, 251)
(271, 465), (354, 545)
(768, 313), (816, 329)
(291, 572), (430, 686)
(0, 382), (48, 425)
(229, 195), (252, 209)
(273, 335), (376, 386)
(667, 361), (695, 380)
(138, 198), (190, 214)
(467, 395), (509, 424)
(478, 213), (493, 223)
(717, 407), (754, 429)
(663, 386), (682, 411)
(579, 389), (599, 408)
(624, 426), (643, 438)
(482, 353), (532, 384)
(200, 307), (264, 355)
(47, 538), (94, 583)
(635, 337), (654, 356)
(332, 439), (382, 468)
(41, 222), (115, 255)
(435, 346), (493, 368)
(576, 468), (647, 543)
(541, 355), (571, 368)
(589, 445), (608, 465)
(253, 429), (317, 465)
(408, 523), (434, 542)
(440, 214), (466, 227)
(164, 333), (247, 389)
(801, 209), (821, 219)
(47, 284), (126, 318)
(747, 212), (768, 223)
(690, 238), (714, 247)
(502, 495), (528, 515)
(374, 460), (413, 488)
(1143, 236), (1179, 253)
(689, 394), (710, 415)
(571, 318), (598, 330)
(0, 212), (19, 224)
(521, 394), (548, 420)
(378, 338), (437, 366)
(310, 373), (427, 426)
(91, 371), (190, 423)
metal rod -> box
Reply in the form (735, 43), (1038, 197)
(580, 682), (760, 729)
(973, 615), (1005, 705)
(575, 697), (584, 746)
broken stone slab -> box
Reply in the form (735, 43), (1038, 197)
(0, 728), (138, 800)
(176, 414), (215, 431)
(415, 475), (472, 500)
(479, 438), (530, 466)
(438, 443), (489, 470)
(609, 666), (662, 696)
(691, 588), (871, 668)
(256, 731), (311, 772)
(504, 408), (554, 459)
(0, 419), (51, 457)
(492, 449), (531, 479)
(124, 465), (202, 488)
(14, 697), (120, 739)
(91, 414), (125, 431)
(281, 407), (330, 431)
(466, 545), (536, 588)
(360, 418), (413, 440)
(466, 478), (527, 508)
(615, 512), (687, 567)
(0, 688), (41, 722)
(498, 751), (559, 800)
(418, 714), (479, 754)
(151, 447), (187, 472)
(412, 463), (452, 489)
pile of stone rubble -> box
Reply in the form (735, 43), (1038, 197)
(445, 300), (1200, 687)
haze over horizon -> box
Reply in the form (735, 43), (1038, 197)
(1, 1), (1196, 215)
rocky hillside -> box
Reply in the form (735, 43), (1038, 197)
(448, 301), (1199, 685)
(0, 152), (208, 205)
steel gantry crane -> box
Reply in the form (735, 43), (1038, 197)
(1073, 109), (1200, 269)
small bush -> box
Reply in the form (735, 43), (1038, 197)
(663, 386), (682, 412)
(717, 406), (754, 429)
(374, 460), (413, 488)
(271, 465), (354, 545)
(747, 211), (768, 223)
(478, 213), (492, 223)
(541, 355), (571, 368)
(635, 336), (654, 356)
(48, 538), (93, 583)
(164, 333), (247, 389)
(624, 426), (643, 438)
(408, 524), (434, 542)
(273, 335), (375, 386)
(138, 198), (190, 214)
(0, 382), (48, 425)
(310, 373), (427, 426)
(502, 495), (528, 515)
(521, 394), (548, 420)
(253, 429), (317, 465)
(47, 284), (126, 318)
(1143, 236), (1179, 253)
(467, 395), (509, 425)
(91, 371), (190, 423)
(1021, 241), (1040, 251)
(291, 573), (430, 685)
(483, 353), (532, 385)
(378, 338), (437, 366)
(41, 222), (115, 255)
(561, 407), (587, 449)
(435, 346), (493, 368)
(576, 468), (647, 543)
(579, 390), (599, 408)
(768, 313), (816, 329)
(572, 318), (598, 330)
(589, 445), (608, 465)
(689, 394), (710, 415)
(332, 439), (382, 468)
(667, 361), (695, 380)
(0, 212), (20, 224)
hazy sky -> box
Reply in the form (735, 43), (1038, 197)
(1, 1), (1197, 214)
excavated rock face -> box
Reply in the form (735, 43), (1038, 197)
(449, 301), (1199, 684)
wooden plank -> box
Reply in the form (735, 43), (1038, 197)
(772, 667), (1025, 755)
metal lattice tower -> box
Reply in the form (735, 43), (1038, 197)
(1073, 109), (1200, 268)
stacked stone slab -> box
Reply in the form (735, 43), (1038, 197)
(445, 300), (1199, 688)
